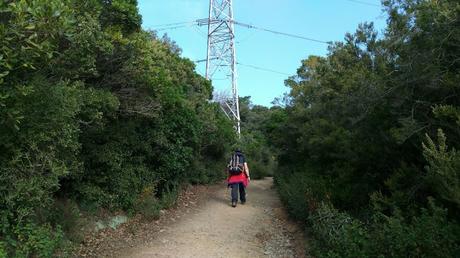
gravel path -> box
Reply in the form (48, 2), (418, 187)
(117, 178), (306, 258)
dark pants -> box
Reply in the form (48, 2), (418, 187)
(230, 182), (246, 203)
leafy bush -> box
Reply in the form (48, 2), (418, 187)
(7, 222), (63, 258)
(275, 170), (327, 221)
(370, 204), (459, 257)
(160, 187), (180, 209)
(0, 0), (236, 255)
(133, 186), (156, 220)
(47, 199), (85, 243)
(310, 203), (369, 258)
(135, 196), (162, 221)
(0, 242), (6, 258)
(267, 0), (460, 256)
(423, 129), (460, 207)
(239, 132), (274, 179)
(237, 97), (278, 180)
(309, 202), (460, 258)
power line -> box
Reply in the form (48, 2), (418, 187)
(236, 30), (258, 44)
(151, 20), (198, 28)
(232, 21), (332, 45)
(236, 62), (292, 76)
(151, 20), (200, 32)
(343, 0), (381, 7)
(152, 19), (332, 45)
(195, 59), (292, 76)
(193, 26), (208, 38)
(154, 24), (195, 32)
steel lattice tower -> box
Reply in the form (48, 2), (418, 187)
(202, 0), (240, 135)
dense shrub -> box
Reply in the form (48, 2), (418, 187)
(134, 186), (162, 220)
(268, 0), (460, 256)
(310, 203), (368, 258)
(47, 199), (85, 244)
(239, 132), (275, 179)
(309, 201), (460, 258)
(4, 222), (64, 258)
(0, 0), (236, 255)
(276, 171), (315, 221)
(0, 243), (6, 258)
(237, 97), (278, 179)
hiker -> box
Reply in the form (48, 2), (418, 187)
(227, 149), (250, 207)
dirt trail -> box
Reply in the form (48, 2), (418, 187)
(117, 178), (306, 258)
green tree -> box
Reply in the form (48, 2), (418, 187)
(272, 0), (460, 256)
(0, 0), (235, 255)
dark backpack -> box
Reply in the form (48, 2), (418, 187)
(228, 153), (244, 175)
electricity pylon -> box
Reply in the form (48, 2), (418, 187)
(200, 0), (240, 135)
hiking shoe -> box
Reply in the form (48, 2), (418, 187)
(240, 200), (246, 205)
(231, 201), (237, 207)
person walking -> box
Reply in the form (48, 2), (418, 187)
(227, 149), (250, 207)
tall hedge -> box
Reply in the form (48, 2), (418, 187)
(267, 0), (460, 256)
(0, 0), (235, 255)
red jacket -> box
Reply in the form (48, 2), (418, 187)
(228, 171), (249, 187)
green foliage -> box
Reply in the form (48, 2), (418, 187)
(371, 204), (459, 257)
(47, 199), (85, 243)
(239, 132), (274, 179)
(136, 196), (162, 221)
(238, 96), (277, 179)
(160, 188), (179, 209)
(100, 0), (142, 34)
(0, 242), (6, 258)
(310, 201), (460, 258)
(134, 187), (162, 220)
(275, 171), (314, 221)
(423, 129), (460, 207)
(310, 203), (368, 258)
(0, 0), (235, 255)
(6, 222), (63, 258)
(267, 0), (460, 256)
